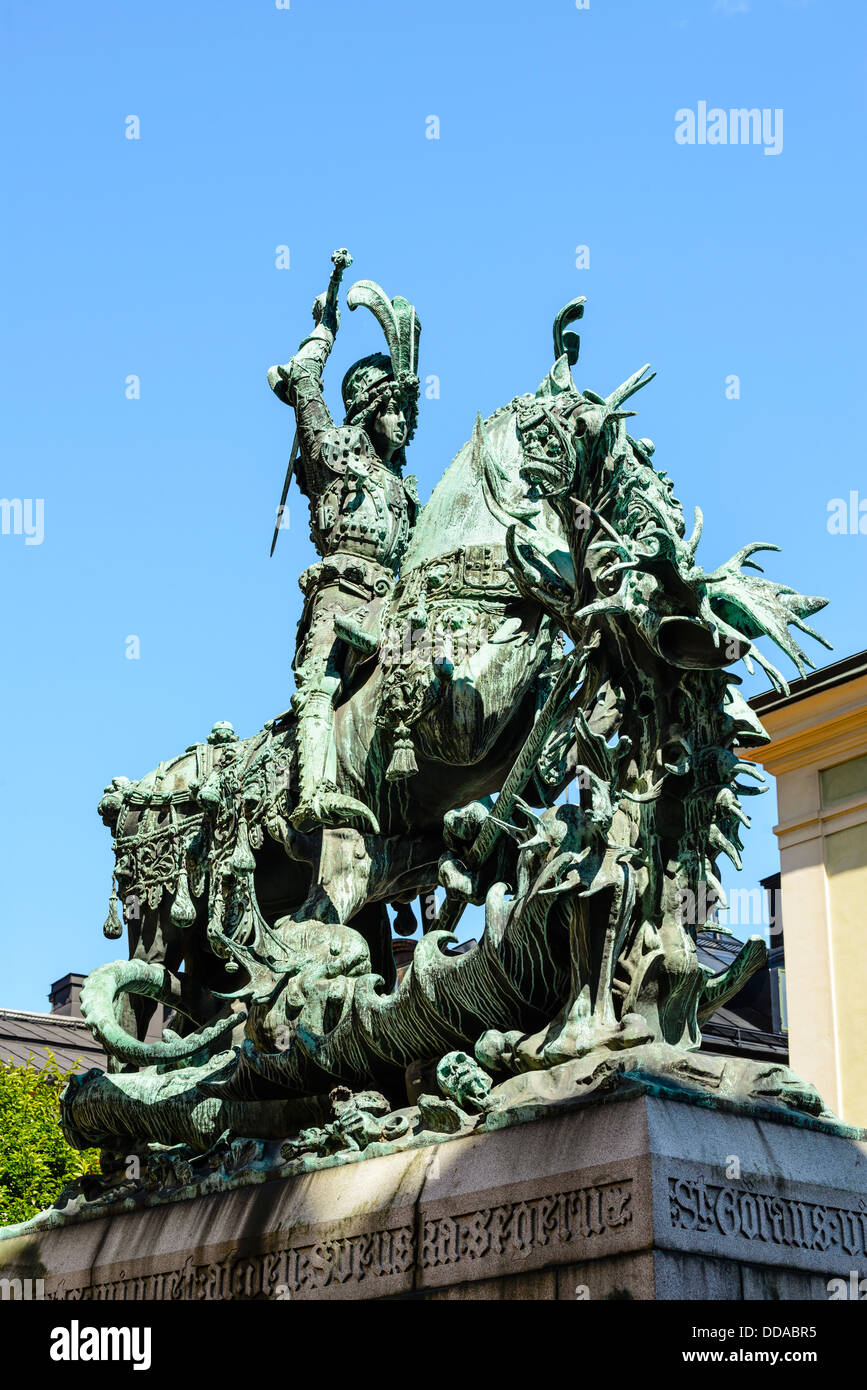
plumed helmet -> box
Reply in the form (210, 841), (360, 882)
(340, 281), (422, 443)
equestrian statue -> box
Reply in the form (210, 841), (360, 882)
(16, 251), (838, 1217)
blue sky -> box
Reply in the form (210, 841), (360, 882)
(1, 0), (864, 1010)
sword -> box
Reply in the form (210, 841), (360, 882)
(269, 430), (300, 558)
(269, 247), (353, 557)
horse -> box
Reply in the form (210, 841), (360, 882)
(93, 362), (570, 1064)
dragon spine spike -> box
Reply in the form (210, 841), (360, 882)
(606, 364), (656, 409)
(685, 506), (704, 561)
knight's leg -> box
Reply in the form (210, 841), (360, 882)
(289, 673), (380, 833)
(290, 670), (340, 827)
(290, 587), (380, 833)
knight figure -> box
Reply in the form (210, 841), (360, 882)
(267, 249), (421, 834)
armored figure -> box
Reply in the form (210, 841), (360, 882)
(267, 252), (422, 833)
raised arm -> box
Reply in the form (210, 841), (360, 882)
(267, 323), (337, 457)
(267, 248), (353, 461)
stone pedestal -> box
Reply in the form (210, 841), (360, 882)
(4, 1087), (867, 1300)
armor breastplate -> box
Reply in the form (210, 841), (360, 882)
(312, 427), (412, 570)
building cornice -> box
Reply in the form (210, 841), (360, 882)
(750, 650), (867, 718)
(740, 672), (867, 776)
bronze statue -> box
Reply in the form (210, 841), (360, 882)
(3, 253), (841, 1226)
(266, 250), (422, 833)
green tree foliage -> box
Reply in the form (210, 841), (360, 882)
(0, 1053), (100, 1225)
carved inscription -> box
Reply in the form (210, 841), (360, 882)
(48, 1181), (635, 1298)
(50, 1224), (415, 1301)
(669, 1177), (867, 1257)
(422, 1181), (633, 1269)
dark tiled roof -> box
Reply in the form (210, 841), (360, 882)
(0, 1008), (105, 1073)
(749, 649), (867, 717)
(696, 930), (788, 1063)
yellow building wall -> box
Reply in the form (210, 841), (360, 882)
(825, 823), (867, 1124)
(743, 670), (867, 1127)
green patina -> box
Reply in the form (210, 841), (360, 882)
(1, 252), (842, 1234)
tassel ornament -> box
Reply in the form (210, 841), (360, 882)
(170, 868), (197, 929)
(386, 723), (418, 781)
(102, 877), (124, 939)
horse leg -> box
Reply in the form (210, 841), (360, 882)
(112, 903), (182, 1065)
(286, 827), (376, 926)
(283, 826), (443, 993)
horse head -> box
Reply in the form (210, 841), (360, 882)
(483, 314), (829, 692)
